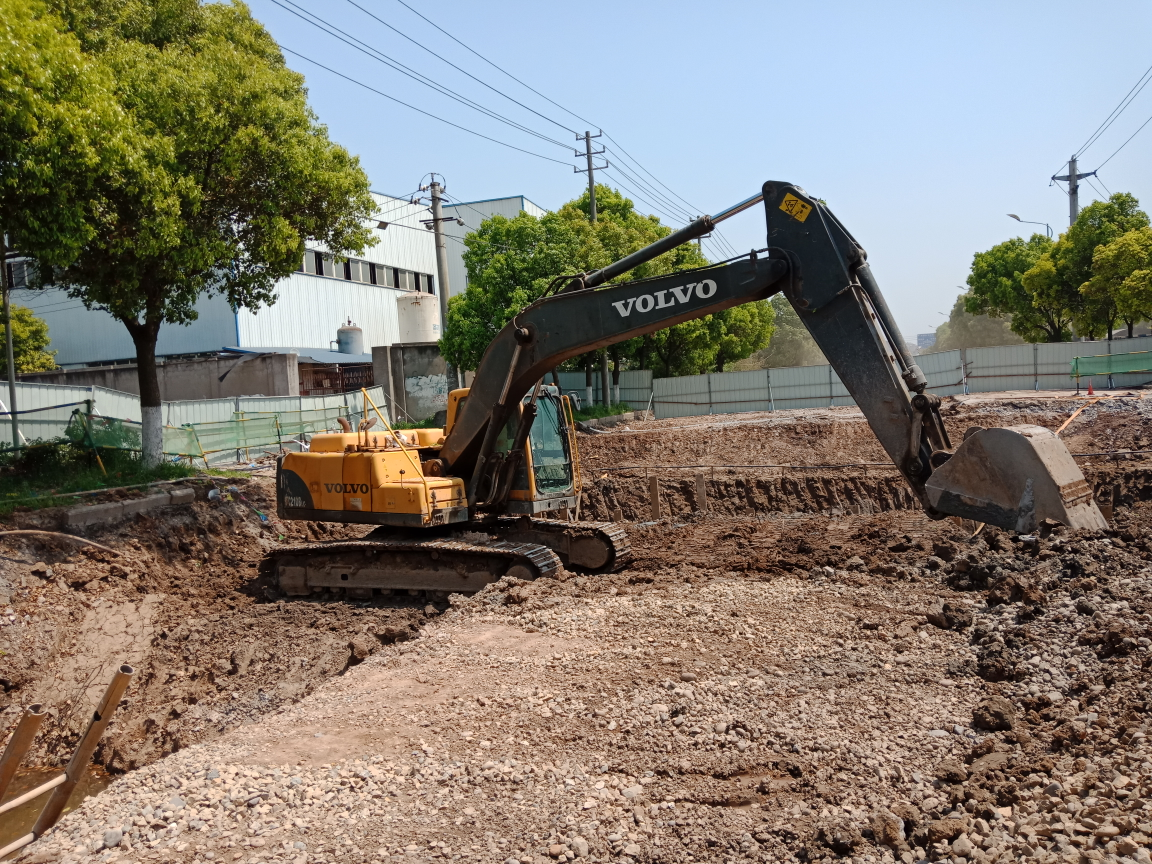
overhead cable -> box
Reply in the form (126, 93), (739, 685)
(383, 0), (739, 256)
(279, 47), (574, 166)
(268, 0), (572, 152)
(339, 0), (578, 136)
(1095, 109), (1152, 170)
(1075, 60), (1152, 158)
(387, 0), (600, 131)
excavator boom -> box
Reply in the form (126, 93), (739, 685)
(443, 181), (1107, 533)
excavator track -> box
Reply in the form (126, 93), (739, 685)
(269, 537), (563, 599)
(483, 517), (632, 573)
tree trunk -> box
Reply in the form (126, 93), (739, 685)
(1127, 319), (1135, 338)
(600, 350), (611, 408)
(583, 354), (593, 412)
(610, 346), (621, 406)
(125, 319), (163, 467)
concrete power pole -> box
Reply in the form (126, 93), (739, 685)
(1053, 156), (1098, 227)
(575, 132), (612, 407)
(426, 175), (459, 390)
(1, 231), (17, 448)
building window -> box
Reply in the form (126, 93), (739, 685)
(425, 274), (435, 294)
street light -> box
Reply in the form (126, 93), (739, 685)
(1007, 214), (1052, 239)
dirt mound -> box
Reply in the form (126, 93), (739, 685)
(0, 477), (427, 771)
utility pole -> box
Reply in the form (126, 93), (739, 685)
(575, 130), (608, 221)
(575, 131), (612, 406)
(1052, 156), (1098, 226)
(422, 174), (462, 390)
(1, 231), (17, 449)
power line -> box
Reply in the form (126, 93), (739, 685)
(279, 47), (575, 166)
(338, 0), (578, 137)
(387, 0), (599, 131)
(1096, 109), (1152, 170)
(383, 0), (738, 256)
(1075, 60), (1152, 158)
(267, 0), (573, 152)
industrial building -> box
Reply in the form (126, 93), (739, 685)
(10, 190), (544, 407)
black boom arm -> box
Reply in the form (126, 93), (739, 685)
(439, 255), (787, 483)
(440, 181), (953, 515)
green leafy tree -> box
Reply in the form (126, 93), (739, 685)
(24, 0), (376, 465)
(731, 295), (822, 370)
(964, 234), (1067, 341)
(0, 0), (130, 273)
(934, 293), (1023, 351)
(1086, 227), (1152, 337)
(1060, 194), (1150, 337)
(0, 305), (56, 376)
(441, 184), (773, 377)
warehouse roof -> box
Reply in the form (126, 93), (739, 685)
(222, 346), (373, 365)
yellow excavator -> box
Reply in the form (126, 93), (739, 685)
(270, 182), (1107, 599)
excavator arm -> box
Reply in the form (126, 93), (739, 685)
(441, 181), (1107, 533)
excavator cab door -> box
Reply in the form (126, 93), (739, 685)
(494, 388), (577, 515)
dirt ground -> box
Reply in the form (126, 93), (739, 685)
(3, 392), (1152, 864)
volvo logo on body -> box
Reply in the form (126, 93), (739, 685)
(324, 483), (370, 493)
(610, 279), (717, 317)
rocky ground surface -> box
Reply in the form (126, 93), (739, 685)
(3, 393), (1152, 864)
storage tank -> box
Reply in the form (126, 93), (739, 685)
(336, 319), (365, 355)
(396, 293), (441, 343)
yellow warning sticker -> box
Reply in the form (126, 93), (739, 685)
(779, 193), (813, 223)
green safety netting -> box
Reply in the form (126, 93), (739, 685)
(236, 406), (346, 438)
(68, 406), (350, 466)
(1070, 350), (1152, 379)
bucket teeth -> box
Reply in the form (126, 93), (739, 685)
(925, 424), (1108, 532)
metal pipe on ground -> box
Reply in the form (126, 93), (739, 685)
(0, 664), (136, 859)
(0, 773), (65, 816)
(0, 704), (46, 801)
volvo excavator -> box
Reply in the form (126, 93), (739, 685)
(270, 181), (1107, 599)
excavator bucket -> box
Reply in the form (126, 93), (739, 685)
(925, 424), (1109, 533)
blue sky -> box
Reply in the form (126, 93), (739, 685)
(250, 0), (1152, 341)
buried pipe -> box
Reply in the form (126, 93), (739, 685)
(0, 665), (135, 859)
(0, 530), (121, 556)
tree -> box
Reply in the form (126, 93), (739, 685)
(964, 234), (1068, 341)
(1086, 227), (1152, 336)
(0, 305), (56, 376)
(934, 293), (1022, 351)
(441, 184), (774, 376)
(1017, 194), (1148, 340)
(731, 295), (824, 370)
(23, 1), (376, 465)
(0, 0), (129, 269)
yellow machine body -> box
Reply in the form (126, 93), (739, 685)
(275, 387), (580, 526)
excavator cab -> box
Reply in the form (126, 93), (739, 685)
(447, 385), (579, 517)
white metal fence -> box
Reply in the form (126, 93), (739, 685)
(649, 336), (1152, 420)
(4, 335), (1150, 447)
(0, 383), (392, 454)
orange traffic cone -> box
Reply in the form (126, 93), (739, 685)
(1087, 379), (1094, 396)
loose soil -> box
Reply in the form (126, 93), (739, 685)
(3, 392), (1152, 864)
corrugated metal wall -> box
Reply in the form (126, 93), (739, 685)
(441, 196), (546, 300)
(235, 273), (407, 352)
(13, 289), (237, 367)
(554, 370), (653, 410)
(647, 337), (1152, 420)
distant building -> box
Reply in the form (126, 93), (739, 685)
(10, 190), (543, 370)
(917, 332), (937, 350)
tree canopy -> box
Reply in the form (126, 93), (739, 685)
(1086, 227), (1152, 336)
(731, 295), (823, 370)
(0, 0), (129, 268)
(441, 184), (775, 376)
(14, 0), (377, 463)
(934, 293), (1022, 351)
(965, 193), (1150, 343)
(0, 304), (56, 376)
